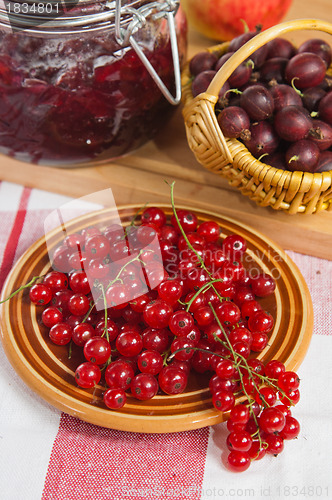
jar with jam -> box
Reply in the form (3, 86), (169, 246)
(0, 1), (187, 166)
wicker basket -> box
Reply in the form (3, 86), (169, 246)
(182, 19), (332, 214)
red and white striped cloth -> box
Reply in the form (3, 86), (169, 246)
(0, 181), (331, 500)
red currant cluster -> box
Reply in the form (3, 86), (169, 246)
(22, 189), (300, 472)
(220, 361), (300, 471)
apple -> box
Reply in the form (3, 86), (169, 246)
(181, 0), (293, 41)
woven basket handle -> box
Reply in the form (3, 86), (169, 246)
(207, 18), (332, 98)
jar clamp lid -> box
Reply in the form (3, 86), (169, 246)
(0, 0), (182, 104)
(114, 0), (182, 105)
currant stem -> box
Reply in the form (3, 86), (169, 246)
(122, 202), (149, 239)
(208, 302), (265, 448)
(167, 346), (225, 363)
(98, 283), (110, 343)
(68, 340), (73, 360)
(82, 300), (96, 323)
(0, 274), (45, 304)
(169, 181), (207, 271)
(104, 248), (151, 291)
(168, 181), (226, 303)
(184, 279), (225, 312)
(84, 247), (150, 318)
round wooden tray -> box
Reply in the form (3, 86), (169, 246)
(0, 205), (313, 433)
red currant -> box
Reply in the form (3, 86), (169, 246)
(259, 407), (286, 434)
(197, 220), (220, 243)
(142, 327), (170, 353)
(69, 271), (91, 294)
(75, 362), (101, 388)
(265, 360), (286, 379)
(85, 234), (110, 259)
(191, 341), (213, 373)
(158, 366), (188, 394)
(279, 388), (300, 406)
(171, 210), (198, 233)
(103, 388), (126, 409)
(137, 350), (164, 375)
(234, 284), (255, 305)
(115, 330), (143, 358)
(185, 291), (206, 312)
(194, 305), (214, 327)
(279, 416), (300, 439)
(64, 232), (84, 250)
(227, 419), (246, 433)
(245, 358), (265, 375)
(274, 404), (292, 418)
(241, 299), (262, 320)
(248, 310), (274, 334)
(157, 279), (182, 305)
(229, 326), (253, 347)
(51, 289), (74, 314)
(52, 246), (72, 273)
(130, 294), (150, 313)
(83, 336), (111, 365)
(81, 226), (101, 241)
(247, 441), (266, 461)
(41, 306), (63, 328)
(43, 271), (69, 292)
(141, 207), (166, 228)
(68, 293), (90, 316)
(49, 322), (72, 345)
(178, 232), (206, 251)
(250, 273), (276, 297)
(229, 405), (250, 425)
(131, 373), (159, 400)
(278, 371), (300, 392)
(216, 359), (236, 379)
(105, 284), (130, 310)
(227, 450), (251, 472)
(186, 325), (201, 346)
(212, 390), (235, 411)
(95, 319), (119, 342)
(227, 430), (253, 452)
(223, 234), (247, 260)
(204, 244), (227, 270)
(215, 301), (241, 326)
(170, 338), (195, 361)
(265, 434), (284, 455)
(255, 386), (277, 406)
(72, 323), (96, 346)
(209, 375), (238, 394)
(88, 258), (110, 279)
(169, 310), (194, 336)
(29, 283), (52, 305)
(105, 360), (134, 390)
(143, 300), (173, 329)
(160, 224), (179, 245)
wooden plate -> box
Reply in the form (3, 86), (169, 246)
(0, 205), (313, 433)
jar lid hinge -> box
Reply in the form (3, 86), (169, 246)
(114, 0), (181, 105)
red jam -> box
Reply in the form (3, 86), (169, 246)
(0, 7), (187, 166)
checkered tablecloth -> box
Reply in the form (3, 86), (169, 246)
(0, 181), (331, 500)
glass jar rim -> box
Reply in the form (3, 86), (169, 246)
(0, 0), (179, 35)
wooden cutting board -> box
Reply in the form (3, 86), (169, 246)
(0, 0), (331, 260)
(0, 106), (331, 260)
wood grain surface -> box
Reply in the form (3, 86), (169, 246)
(0, 0), (331, 259)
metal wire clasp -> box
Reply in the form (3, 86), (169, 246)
(113, 0), (181, 105)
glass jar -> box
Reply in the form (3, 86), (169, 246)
(0, 0), (187, 166)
